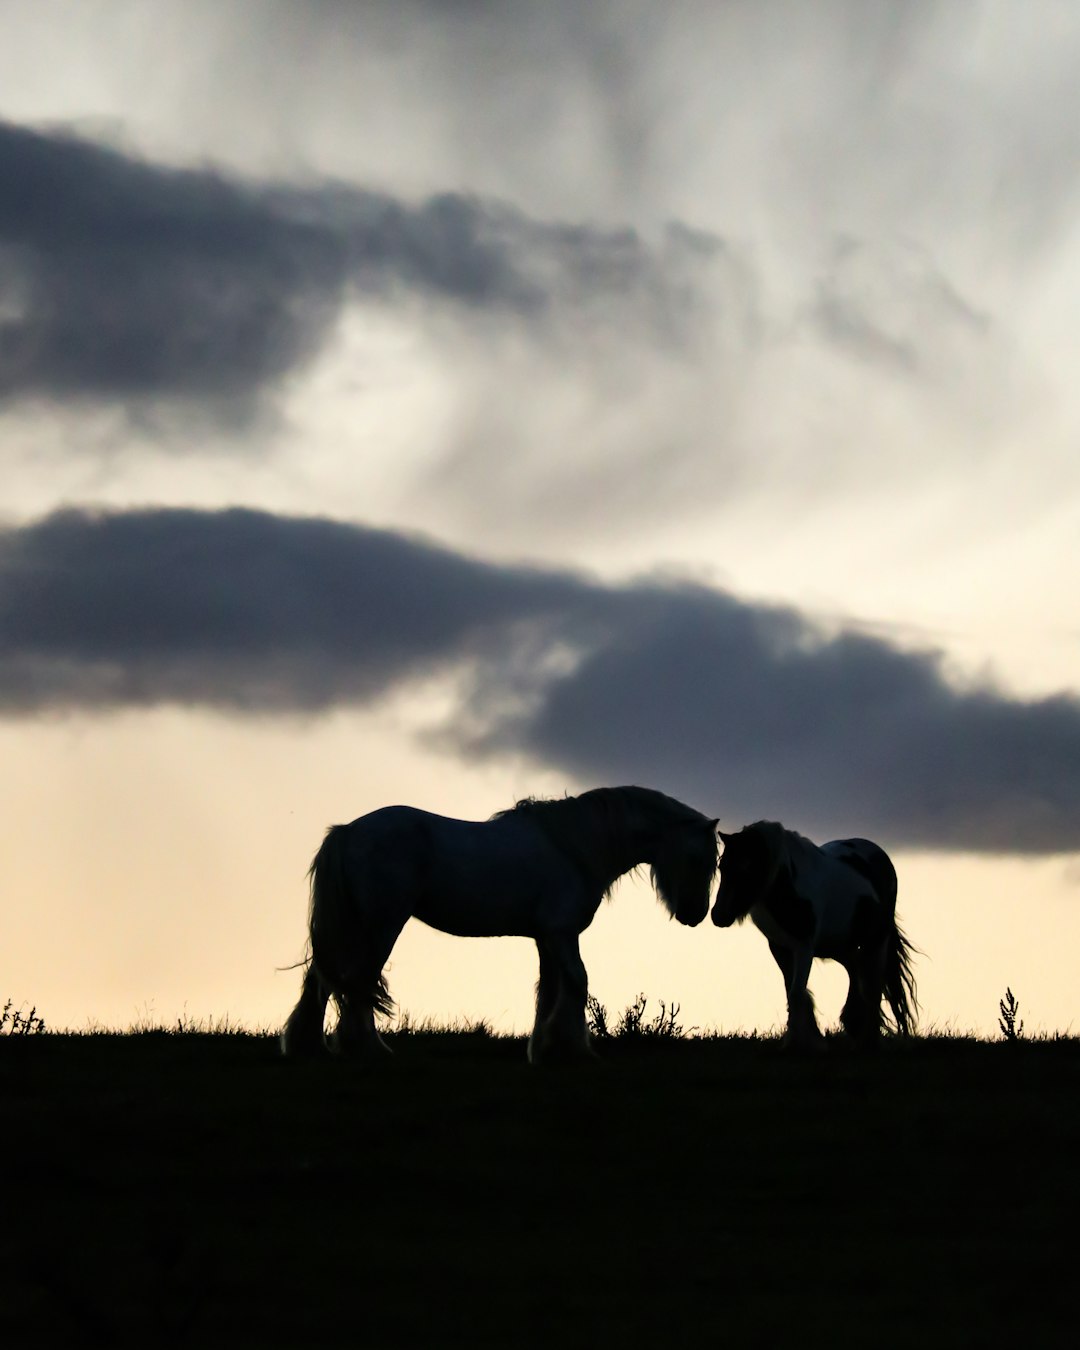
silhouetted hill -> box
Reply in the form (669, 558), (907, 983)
(3, 1030), (1077, 1348)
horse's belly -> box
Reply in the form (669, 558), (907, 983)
(412, 885), (539, 938)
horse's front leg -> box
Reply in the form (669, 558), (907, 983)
(783, 944), (823, 1051)
(528, 937), (562, 1065)
(529, 932), (593, 1066)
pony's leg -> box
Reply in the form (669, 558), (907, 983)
(528, 938), (562, 1065)
(280, 963), (331, 1058)
(530, 932), (592, 1066)
(781, 945), (822, 1050)
(767, 941), (815, 1049)
(839, 958), (869, 1042)
(332, 908), (409, 1060)
(849, 899), (890, 1048)
(767, 940), (794, 991)
(852, 937), (889, 1048)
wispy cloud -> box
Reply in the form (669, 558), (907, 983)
(0, 119), (718, 419)
(0, 96), (1034, 551)
(3, 505), (1078, 854)
(809, 235), (990, 376)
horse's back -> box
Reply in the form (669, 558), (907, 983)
(320, 805), (440, 895)
(820, 837), (897, 908)
(336, 804), (464, 851)
(339, 803), (518, 853)
(344, 803), (449, 834)
(335, 804), (579, 937)
(337, 804), (550, 875)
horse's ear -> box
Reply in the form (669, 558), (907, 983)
(708, 818), (720, 829)
(717, 829), (731, 845)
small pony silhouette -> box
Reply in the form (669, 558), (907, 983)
(712, 820), (917, 1049)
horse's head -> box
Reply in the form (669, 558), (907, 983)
(712, 826), (772, 927)
(651, 817), (719, 927)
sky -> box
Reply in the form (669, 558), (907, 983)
(2, 0), (1079, 1038)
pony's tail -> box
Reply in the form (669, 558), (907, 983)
(309, 824), (394, 1019)
(883, 918), (919, 1036)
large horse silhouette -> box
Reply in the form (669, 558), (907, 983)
(282, 785), (719, 1065)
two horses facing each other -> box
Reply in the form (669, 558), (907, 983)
(713, 820), (918, 1050)
(281, 785), (719, 1067)
(281, 787), (918, 1064)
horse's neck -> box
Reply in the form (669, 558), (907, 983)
(526, 804), (632, 894)
(758, 829), (798, 897)
(591, 826), (645, 891)
(759, 830), (817, 906)
(544, 792), (690, 891)
(608, 807), (679, 880)
(782, 830), (820, 875)
(580, 804), (654, 891)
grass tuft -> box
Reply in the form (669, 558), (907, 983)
(391, 1009), (499, 1038)
(999, 987), (1025, 1042)
(587, 992), (694, 1041)
(1, 999), (46, 1035)
(5, 990), (1076, 1046)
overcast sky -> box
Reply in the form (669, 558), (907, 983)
(2, 1), (1079, 1036)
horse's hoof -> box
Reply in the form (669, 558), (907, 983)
(527, 1040), (598, 1069)
(279, 1032), (331, 1060)
(780, 1033), (826, 1055)
(330, 1032), (395, 1060)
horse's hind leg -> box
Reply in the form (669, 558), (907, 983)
(333, 988), (389, 1058)
(840, 957), (871, 1043)
(281, 963), (331, 1058)
(855, 941), (889, 1048)
(849, 899), (889, 1048)
(331, 910), (409, 1060)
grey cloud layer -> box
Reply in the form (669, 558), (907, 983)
(2, 506), (1077, 855)
(0, 507), (587, 709)
(0, 120), (714, 411)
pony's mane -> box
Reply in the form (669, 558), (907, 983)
(495, 786), (707, 893)
(742, 820), (816, 880)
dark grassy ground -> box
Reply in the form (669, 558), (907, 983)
(3, 1027), (1078, 1349)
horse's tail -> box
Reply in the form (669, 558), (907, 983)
(882, 917), (918, 1036)
(308, 824), (394, 1018)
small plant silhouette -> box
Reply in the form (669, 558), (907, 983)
(998, 987), (1024, 1041)
(587, 993), (688, 1041)
(1, 999), (46, 1035)
(645, 999), (687, 1038)
(585, 994), (611, 1040)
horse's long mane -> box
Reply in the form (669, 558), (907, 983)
(742, 820), (816, 887)
(496, 786), (707, 895)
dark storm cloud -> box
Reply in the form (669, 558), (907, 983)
(0, 121), (345, 409)
(3, 505), (1079, 855)
(0, 119), (716, 412)
(485, 595), (1080, 855)
(0, 506), (589, 710)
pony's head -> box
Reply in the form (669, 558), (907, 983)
(711, 822), (785, 928)
(651, 817), (720, 927)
